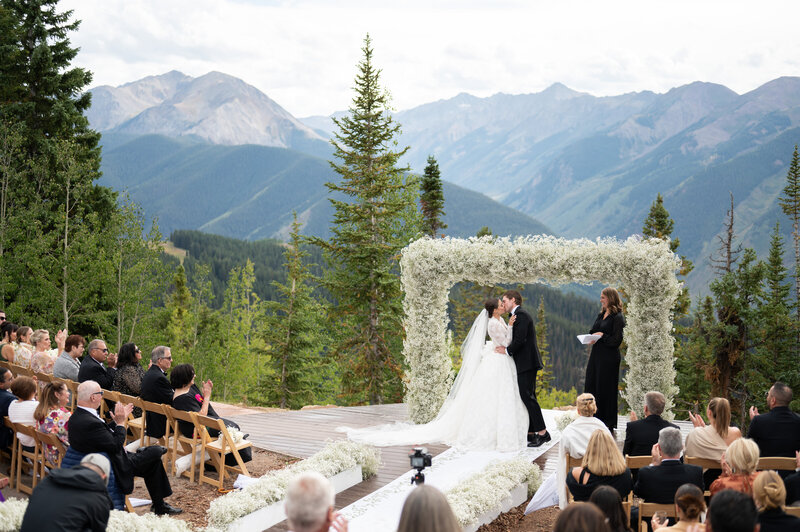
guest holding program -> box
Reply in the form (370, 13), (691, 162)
(584, 287), (625, 430)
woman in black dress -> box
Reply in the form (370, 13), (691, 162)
(584, 287), (625, 430)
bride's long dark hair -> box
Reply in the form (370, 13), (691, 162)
(484, 298), (499, 316)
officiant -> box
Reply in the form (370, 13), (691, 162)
(584, 287), (626, 431)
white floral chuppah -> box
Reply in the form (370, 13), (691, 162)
(400, 235), (681, 424)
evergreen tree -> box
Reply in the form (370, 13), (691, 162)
(259, 215), (331, 409)
(165, 265), (194, 358)
(779, 145), (800, 322)
(310, 35), (419, 404)
(535, 297), (553, 397)
(675, 296), (714, 409)
(420, 155), (447, 237)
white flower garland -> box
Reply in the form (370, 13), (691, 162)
(205, 440), (380, 530)
(555, 410), (578, 432)
(400, 235), (681, 423)
(445, 458), (543, 528)
(0, 498), (192, 532)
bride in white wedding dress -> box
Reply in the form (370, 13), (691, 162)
(344, 298), (529, 452)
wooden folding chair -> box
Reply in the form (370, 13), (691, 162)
(168, 407), (201, 481)
(637, 502), (676, 532)
(757, 457), (796, 472)
(140, 400), (172, 468)
(4, 417), (17, 488)
(196, 414), (251, 490)
(100, 389), (120, 420)
(35, 430), (67, 478)
(0, 360), (9, 370)
(12, 366), (33, 378)
(565, 454), (584, 504)
(116, 394), (145, 445)
(685, 456), (721, 497)
(787, 506), (800, 517)
(13, 423), (41, 495)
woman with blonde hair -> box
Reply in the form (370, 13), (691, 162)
(685, 397), (741, 485)
(555, 393), (610, 508)
(652, 483), (706, 531)
(709, 437), (760, 496)
(567, 428), (632, 502)
(584, 287), (626, 430)
(396, 484), (461, 532)
(754, 470), (800, 532)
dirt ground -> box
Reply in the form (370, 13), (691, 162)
(478, 503), (560, 532)
(129, 447), (297, 529)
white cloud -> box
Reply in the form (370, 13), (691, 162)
(63, 0), (800, 117)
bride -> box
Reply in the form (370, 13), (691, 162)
(344, 298), (529, 452)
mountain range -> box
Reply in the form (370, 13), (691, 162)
(89, 71), (800, 291)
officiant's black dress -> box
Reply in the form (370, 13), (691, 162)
(584, 311), (625, 430)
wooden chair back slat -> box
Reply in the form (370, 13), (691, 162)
(757, 457), (796, 471)
(638, 502), (677, 532)
(786, 507), (800, 517)
(13, 423), (40, 495)
(195, 414), (251, 489)
(685, 456), (721, 470)
(34, 430), (67, 478)
(625, 455), (652, 469)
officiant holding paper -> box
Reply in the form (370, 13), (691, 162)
(583, 287), (626, 430)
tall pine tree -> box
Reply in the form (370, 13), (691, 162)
(420, 155), (447, 237)
(310, 35), (419, 404)
(779, 146), (800, 322)
(535, 297), (553, 397)
(259, 215), (331, 409)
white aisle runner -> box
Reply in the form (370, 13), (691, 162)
(341, 409), (561, 532)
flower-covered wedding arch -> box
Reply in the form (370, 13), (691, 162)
(400, 235), (682, 424)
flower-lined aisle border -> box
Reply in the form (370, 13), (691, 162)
(205, 439), (380, 531)
(400, 235), (681, 423)
(446, 457), (543, 528)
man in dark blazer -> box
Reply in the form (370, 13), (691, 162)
(495, 290), (549, 447)
(68, 380), (182, 515)
(748, 382), (800, 462)
(634, 427), (704, 503)
(623, 391), (679, 457)
(140, 345), (174, 439)
(78, 339), (116, 389)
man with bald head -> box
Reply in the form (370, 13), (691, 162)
(68, 380), (182, 515)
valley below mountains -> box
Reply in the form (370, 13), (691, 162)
(91, 71), (800, 292)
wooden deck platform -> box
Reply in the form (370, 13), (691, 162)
(226, 406), (694, 531)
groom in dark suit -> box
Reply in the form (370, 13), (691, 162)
(495, 290), (550, 447)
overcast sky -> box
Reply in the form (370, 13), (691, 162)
(63, 0), (800, 117)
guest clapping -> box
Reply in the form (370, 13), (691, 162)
(584, 287), (625, 430)
(685, 397), (741, 486)
(30, 329), (66, 374)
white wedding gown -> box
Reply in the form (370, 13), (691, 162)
(344, 310), (529, 452)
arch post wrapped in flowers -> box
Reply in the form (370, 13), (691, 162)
(400, 235), (681, 423)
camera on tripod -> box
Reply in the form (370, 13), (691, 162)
(409, 447), (432, 485)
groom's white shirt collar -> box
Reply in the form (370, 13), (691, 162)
(511, 305), (519, 315)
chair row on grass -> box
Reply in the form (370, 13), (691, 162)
(565, 453), (799, 532)
(0, 360), (252, 491)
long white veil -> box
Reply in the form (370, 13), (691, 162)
(341, 310), (489, 447)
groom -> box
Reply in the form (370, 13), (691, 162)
(495, 290), (550, 447)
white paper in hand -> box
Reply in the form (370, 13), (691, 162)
(577, 334), (601, 345)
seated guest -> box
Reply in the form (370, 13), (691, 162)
(748, 382), (800, 471)
(706, 489), (759, 532)
(53, 334), (85, 381)
(635, 427), (704, 503)
(396, 484), (460, 532)
(8, 376), (39, 450)
(589, 486), (632, 532)
(78, 339), (116, 389)
(140, 346), (174, 440)
(567, 428), (633, 502)
(785, 451), (800, 506)
(19, 453), (112, 532)
(0, 322), (18, 363)
(557, 393), (610, 508)
(0, 368), (15, 451)
(685, 397), (741, 486)
(68, 380), (182, 515)
(112, 343), (145, 417)
(14, 326), (34, 368)
(652, 483), (706, 531)
(285, 472), (348, 532)
(753, 470), (800, 532)
(171, 363), (252, 465)
(33, 381), (71, 464)
(710, 438), (760, 497)
(624, 391), (678, 457)
(553, 502), (611, 532)
(30, 329), (66, 374)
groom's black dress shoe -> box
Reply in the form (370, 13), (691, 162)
(152, 501), (183, 515)
(527, 431), (552, 447)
